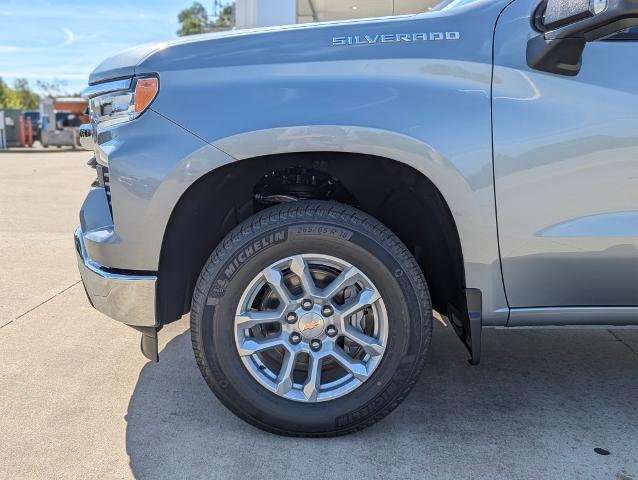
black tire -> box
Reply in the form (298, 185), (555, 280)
(190, 201), (432, 436)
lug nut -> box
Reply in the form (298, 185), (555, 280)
(310, 339), (322, 351)
(286, 312), (298, 324)
(289, 332), (302, 345)
(321, 305), (334, 317)
(325, 325), (338, 337)
(301, 299), (313, 310)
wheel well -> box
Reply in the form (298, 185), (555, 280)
(157, 152), (466, 325)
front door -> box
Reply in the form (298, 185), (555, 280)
(492, 0), (638, 309)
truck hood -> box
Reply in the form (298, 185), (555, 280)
(89, 43), (161, 85)
(88, 15), (424, 85)
(89, 0), (509, 84)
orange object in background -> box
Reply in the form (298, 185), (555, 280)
(55, 98), (88, 114)
(26, 117), (33, 147)
(55, 98), (89, 123)
(18, 116), (25, 147)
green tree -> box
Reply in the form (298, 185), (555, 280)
(36, 79), (68, 99)
(177, 2), (213, 36)
(213, 5), (234, 28)
(177, 2), (234, 36)
(0, 77), (30, 109)
(13, 78), (40, 110)
(0, 77), (10, 108)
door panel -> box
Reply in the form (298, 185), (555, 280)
(493, 0), (638, 308)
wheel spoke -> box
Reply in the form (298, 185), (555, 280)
(275, 350), (297, 395)
(289, 255), (318, 297)
(263, 267), (293, 306)
(302, 354), (323, 402)
(329, 347), (369, 382)
(317, 266), (362, 300)
(343, 325), (385, 357)
(336, 288), (380, 320)
(235, 310), (283, 330)
(237, 335), (286, 357)
(235, 254), (388, 403)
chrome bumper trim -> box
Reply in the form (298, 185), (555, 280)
(79, 124), (95, 151)
(82, 78), (132, 99)
(74, 227), (157, 327)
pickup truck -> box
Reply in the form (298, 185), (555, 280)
(75, 0), (638, 436)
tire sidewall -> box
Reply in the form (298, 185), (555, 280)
(192, 206), (430, 434)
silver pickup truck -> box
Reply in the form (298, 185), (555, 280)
(75, 0), (638, 436)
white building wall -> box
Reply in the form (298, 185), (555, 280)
(234, 0), (441, 29)
(0, 112), (6, 150)
(235, 0), (297, 29)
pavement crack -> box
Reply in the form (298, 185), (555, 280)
(8, 280), (82, 324)
(608, 329), (638, 357)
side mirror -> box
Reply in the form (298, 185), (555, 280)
(527, 0), (638, 75)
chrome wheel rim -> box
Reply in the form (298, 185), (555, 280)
(234, 254), (389, 403)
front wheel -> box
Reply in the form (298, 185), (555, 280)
(190, 201), (432, 436)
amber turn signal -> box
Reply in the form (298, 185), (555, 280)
(134, 78), (159, 113)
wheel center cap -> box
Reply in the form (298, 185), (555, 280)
(297, 312), (325, 339)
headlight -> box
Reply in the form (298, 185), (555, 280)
(84, 76), (159, 128)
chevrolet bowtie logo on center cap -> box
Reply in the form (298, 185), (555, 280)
(298, 313), (325, 338)
(302, 321), (321, 331)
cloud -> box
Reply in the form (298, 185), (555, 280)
(0, 27), (75, 52)
(0, 8), (174, 23)
(61, 28), (75, 47)
(0, 71), (88, 80)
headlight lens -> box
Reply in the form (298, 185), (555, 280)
(89, 76), (158, 128)
(90, 90), (135, 127)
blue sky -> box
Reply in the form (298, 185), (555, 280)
(0, 0), (231, 94)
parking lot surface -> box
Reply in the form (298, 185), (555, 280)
(1, 149), (637, 480)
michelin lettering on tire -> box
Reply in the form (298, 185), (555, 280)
(210, 229), (288, 298)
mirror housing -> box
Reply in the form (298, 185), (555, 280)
(527, 0), (638, 76)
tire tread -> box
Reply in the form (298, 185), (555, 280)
(190, 200), (432, 437)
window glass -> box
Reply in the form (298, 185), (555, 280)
(431, 0), (484, 11)
(296, 0), (445, 23)
(605, 26), (638, 40)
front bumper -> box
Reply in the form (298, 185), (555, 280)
(75, 227), (159, 361)
(74, 227), (157, 327)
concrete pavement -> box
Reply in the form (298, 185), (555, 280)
(1, 150), (637, 480)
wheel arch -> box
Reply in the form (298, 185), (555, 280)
(156, 133), (471, 332)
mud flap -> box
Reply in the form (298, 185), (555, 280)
(132, 326), (159, 362)
(447, 288), (482, 366)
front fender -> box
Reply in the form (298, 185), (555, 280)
(140, 1), (510, 323)
(211, 125), (507, 324)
